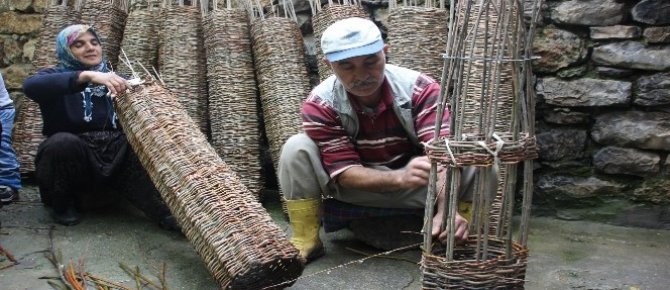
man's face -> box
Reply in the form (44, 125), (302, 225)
(69, 31), (102, 68)
(327, 46), (388, 98)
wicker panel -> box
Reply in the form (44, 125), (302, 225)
(387, 7), (447, 81)
(79, 0), (127, 69)
(203, 9), (264, 198)
(312, 4), (369, 81)
(115, 80), (303, 289)
(33, 4), (81, 69)
(250, 17), (311, 168)
(118, 1), (160, 75)
(157, 5), (209, 135)
(15, 3), (80, 174)
(12, 95), (44, 174)
(422, 237), (528, 289)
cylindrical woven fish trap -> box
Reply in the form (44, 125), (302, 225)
(387, 6), (447, 81)
(12, 95), (44, 174)
(33, 2), (81, 69)
(79, 0), (127, 69)
(115, 80), (303, 289)
(422, 238), (528, 289)
(250, 17), (311, 168)
(203, 8), (264, 198)
(158, 5), (209, 135)
(15, 1), (80, 174)
(312, 4), (368, 81)
(422, 0), (541, 288)
(118, 0), (160, 75)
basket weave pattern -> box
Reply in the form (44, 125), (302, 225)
(158, 5), (209, 134)
(204, 9), (264, 198)
(115, 80), (303, 289)
(387, 7), (447, 81)
(118, 1), (159, 75)
(250, 17), (311, 168)
(422, 238), (528, 289)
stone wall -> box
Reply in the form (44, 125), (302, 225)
(1, 0), (668, 216)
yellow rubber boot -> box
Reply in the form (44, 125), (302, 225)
(286, 198), (325, 263)
(458, 201), (473, 223)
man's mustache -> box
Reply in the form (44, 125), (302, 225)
(351, 78), (377, 89)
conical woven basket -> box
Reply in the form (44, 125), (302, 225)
(422, 0), (542, 288)
(118, 0), (160, 75)
(387, 6), (447, 81)
(115, 79), (303, 289)
(157, 4), (209, 135)
(203, 7), (264, 198)
(250, 16), (311, 168)
(14, 1), (80, 174)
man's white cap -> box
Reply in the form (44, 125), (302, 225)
(321, 17), (384, 62)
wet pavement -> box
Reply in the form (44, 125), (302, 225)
(1, 184), (669, 289)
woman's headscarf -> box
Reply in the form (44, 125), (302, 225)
(55, 24), (108, 72)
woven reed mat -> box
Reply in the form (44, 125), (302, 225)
(250, 16), (311, 169)
(14, 1), (80, 174)
(387, 6), (447, 81)
(422, 237), (528, 289)
(311, 1), (368, 81)
(78, 0), (128, 69)
(157, 4), (209, 135)
(115, 79), (303, 289)
(118, 0), (160, 75)
(203, 7), (264, 198)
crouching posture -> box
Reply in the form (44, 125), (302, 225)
(23, 25), (176, 229)
(278, 17), (469, 262)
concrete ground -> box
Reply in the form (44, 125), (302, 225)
(1, 184), (669, 290)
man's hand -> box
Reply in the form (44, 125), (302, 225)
(431, 210), (469, 243)
(394, 156), (433, 190)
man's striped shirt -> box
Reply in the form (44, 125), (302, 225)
(302, 74), (450, 179)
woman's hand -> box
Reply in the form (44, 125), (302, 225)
(79, 71), (128, 95)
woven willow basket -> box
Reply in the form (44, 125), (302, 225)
(422, 0), (539, 288)
(250, 16), (311, 168)
(157, 5), (209, 135)
(79, 0), (127, 69)
(203, 8), (264, 199)
(387, 6), (447, 81)
(118, 0), (160, 75)
(15, 2), (80, 173)
(311, 3), (368, 81)
(115, 80), (303, 289)
(422, 237), (528, 289)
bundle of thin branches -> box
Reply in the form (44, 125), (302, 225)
(202, 0), (264, 199)
(14, 0), (80, 174)
(118, 0), (161, 75)
(310, 0), (369, 81)
(249, 0), (311, 169)
(78, 0), (128, 69)
(115, 79), (303, 288)
(157, 1), (209, 135)
(387, 0), (447, 81)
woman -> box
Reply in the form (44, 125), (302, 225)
(23, 24), (176, 229)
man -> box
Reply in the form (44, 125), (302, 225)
(278, 17), (469, 262)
